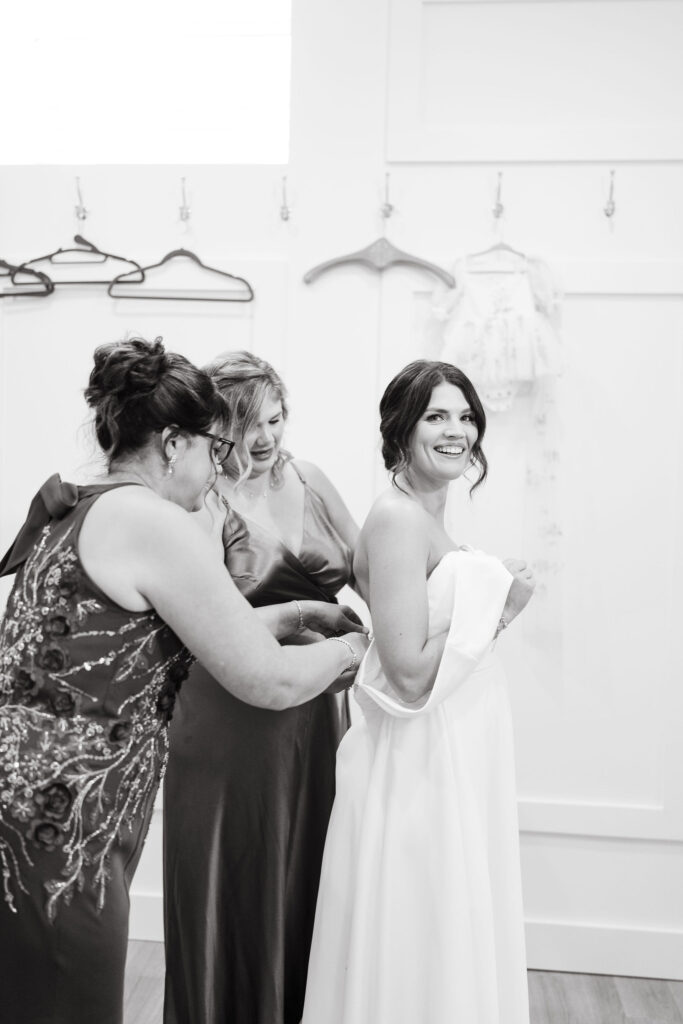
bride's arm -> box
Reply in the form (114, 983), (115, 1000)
(365, 501), (447, 704)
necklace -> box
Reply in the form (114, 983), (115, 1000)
(241, 475), (275, 501)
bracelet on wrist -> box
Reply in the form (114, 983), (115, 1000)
(293, 600), (305, 633)
(329, 636), (358, 673)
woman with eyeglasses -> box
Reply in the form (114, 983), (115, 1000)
(163, 350), (362, 1024)
(0, 337), (368, 1024)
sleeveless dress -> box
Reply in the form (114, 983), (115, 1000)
(301, 549), (530, 1024)
(163, 464), (354, 1024)
(0, 477), (192, 1024)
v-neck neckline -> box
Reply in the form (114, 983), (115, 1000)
(223, 483), (310, 564)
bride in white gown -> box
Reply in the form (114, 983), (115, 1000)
(301, 360), (535, 1024)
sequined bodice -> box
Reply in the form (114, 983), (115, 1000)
(0, 484), (192, 918)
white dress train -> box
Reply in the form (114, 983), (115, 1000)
(301, 550), (529, 1024)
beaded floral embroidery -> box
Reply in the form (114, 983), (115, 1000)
(0, 520), (192, 920)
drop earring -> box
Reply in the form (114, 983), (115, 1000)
(167, 453), (177, 476)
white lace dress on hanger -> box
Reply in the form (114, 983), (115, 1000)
(432, 249), (562, 412)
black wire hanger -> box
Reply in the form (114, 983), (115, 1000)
(11, 235), (144, 287)
(108, 248), (254, 302)
(0, 259), (54, 299)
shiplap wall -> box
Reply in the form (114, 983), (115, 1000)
(1, 0), (682, 979)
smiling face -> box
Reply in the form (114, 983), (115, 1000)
(405, 382), (479, 487)
(243, 388), (286, 479)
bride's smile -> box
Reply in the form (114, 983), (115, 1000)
(405, 380), (479, 487)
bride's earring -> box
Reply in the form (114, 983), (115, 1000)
(167, 453), (177, 476)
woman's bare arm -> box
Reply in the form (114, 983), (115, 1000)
(78, 489), (365, 710)
(365, 500), (447, 703)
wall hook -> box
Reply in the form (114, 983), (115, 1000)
(492, 171), (504, 220)
(280, 176), (291, 221)
(603, 169), (616, 218)
(381, 172), (394, 220)
(74, 177), (88, 222)
(179, 177), (191, 223)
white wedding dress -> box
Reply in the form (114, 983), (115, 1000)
(301, 549), (529, 1024)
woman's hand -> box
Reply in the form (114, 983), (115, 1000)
(301, 601), (368, 638)
(501, 558), (536, 626)
(324, 631), (371, 692)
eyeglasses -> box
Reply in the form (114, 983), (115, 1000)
(198, 431), (235, 463)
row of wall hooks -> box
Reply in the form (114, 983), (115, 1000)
(0, 176), (261, 302)
(1, 167), (620, 300)
(492, 169), (617, 221)
(304, 168), (618, 286)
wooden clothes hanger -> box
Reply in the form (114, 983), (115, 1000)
(108, 248), (254, 302)
(0, 259), (54, 298)
(12, 235), (144, 287)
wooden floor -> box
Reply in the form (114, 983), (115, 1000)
(124, 939), (683, 1024)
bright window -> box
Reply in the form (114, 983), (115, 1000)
(0, 0), (291, 163)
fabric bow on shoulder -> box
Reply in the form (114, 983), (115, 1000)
(0, 474), (79, 578)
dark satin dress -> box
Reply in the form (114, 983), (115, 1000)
(164, 465), (353, 1024)
(0, 479), (192, 1024)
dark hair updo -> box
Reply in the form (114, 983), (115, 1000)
(84, 336), (226, 464)
(379, 359), (488, 494)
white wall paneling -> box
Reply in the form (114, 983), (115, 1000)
(387, 0), (683, 162)
(0, 259), (288, 542)
(376, 243), (683, 975)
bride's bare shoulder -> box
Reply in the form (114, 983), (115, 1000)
(354, 490), (429, 599)
(363, 488), (427, 533)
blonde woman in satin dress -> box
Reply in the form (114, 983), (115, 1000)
(164, 351), (362, 1024)
(302, 360), (536, 1024)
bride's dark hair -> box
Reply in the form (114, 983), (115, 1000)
(379, 360), (488, 495)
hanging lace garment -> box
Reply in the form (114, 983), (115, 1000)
(432, 248), (562, 413)
(430, 248), (564, 697)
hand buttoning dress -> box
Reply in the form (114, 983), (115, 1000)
(301, 549), (529, 1024)
(163, 462), (354, 1024)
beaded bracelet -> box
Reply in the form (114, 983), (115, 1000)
(293, 600), (305, 633)
(329, 636), (358, 673)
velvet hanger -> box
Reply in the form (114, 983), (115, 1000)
(108, 248), (254, 302)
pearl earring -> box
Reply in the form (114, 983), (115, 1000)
(167, 454), (177, 476)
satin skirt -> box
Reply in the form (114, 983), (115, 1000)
(163, 663), (348, 1024)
